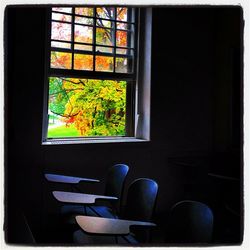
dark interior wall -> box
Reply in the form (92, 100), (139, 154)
(5, 6), (243, 244)
(5, 7), (46, 243)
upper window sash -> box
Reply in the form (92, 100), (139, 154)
(48, 7), (137, 77)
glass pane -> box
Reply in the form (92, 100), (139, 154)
(74, 44), (92, 51)
(117, 22), (128, 30)
(50, 51), (72, 69)
(116, 48), (131, 55)
(117, 7), (127, 21)
(96, 7), (115, 20)
(75, 7), (93, 16)
(51, 21), (71, 41)
(96, 28), (113, 46)
(74, 54), (93, 70)
(75, 16), (93, 25)
(96, 56), (114, 72)
(96, 46), (113, 54)
(115, 57), (132, 73)
(96, 19), (112, 28)
(47, 77), (126, 137)
(74, 25), (93, 43)
(51, 41), (71, 49)
(116, 30), (127, 47)
(52, 12), (72, 22)
(52, 7), (72, 14)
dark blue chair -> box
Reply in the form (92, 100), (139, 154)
(61, 164), (129, 220)
(167, 200), (214, 243)
(73, 178), (158, 244)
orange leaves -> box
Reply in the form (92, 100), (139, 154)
(117, 7), (127, 21)
(63, 116), (75, 127)
(96, 56), (113, 72)
(51, 7), (131, 72)
(51, 51), (72, 69)
(74, 54), (93, 70)
(116, 30), (127, 47)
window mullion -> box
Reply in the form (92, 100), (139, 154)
(71, 7), (75, 70)
(114, 8), (117, 73)
(93, 7), (97, 71)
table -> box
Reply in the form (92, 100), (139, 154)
(45, 173), (100, 184)
(75, 215), (156, 236)
(53, 191), (118, 204)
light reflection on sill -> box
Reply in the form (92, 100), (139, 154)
(42, 138), (149, 145)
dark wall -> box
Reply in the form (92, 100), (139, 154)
(5, 6), (243, 244)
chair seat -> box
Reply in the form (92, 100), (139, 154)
(61, 205), (85, 216)
(61, 205), (117, 218)
(73, 229), (138, 244)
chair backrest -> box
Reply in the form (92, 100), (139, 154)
(168, 200), (213, 243)
(104, 164), (129, 212)
(123, 178), (158, 222)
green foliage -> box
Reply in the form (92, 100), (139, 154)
(48, 77), (126, 137)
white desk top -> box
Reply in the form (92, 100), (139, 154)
(45, 173), (100, 184)
(53, 191), (118, 204)
(75, 215), (156, 235)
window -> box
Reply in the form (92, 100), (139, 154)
(42, 6), (152, 144)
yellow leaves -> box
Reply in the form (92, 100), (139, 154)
(75, 7), (93, 16)
(74, 113), (91, 136)
(59, 78), (127, 136)
(99, 87), (110, 98)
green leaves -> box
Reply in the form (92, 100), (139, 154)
(48, 77), (126, 137)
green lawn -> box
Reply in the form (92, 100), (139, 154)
(47, 124), (80, 138)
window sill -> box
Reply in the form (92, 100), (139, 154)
(42, 137), (150, 145)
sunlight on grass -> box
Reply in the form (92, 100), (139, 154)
(47, 124), (80, 138)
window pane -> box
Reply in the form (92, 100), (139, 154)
(96, 19), (112, 28)
(75, 7), (93, 16)
(115, 57), (132, 73)
(96, 7), (115, 20)
(96, 56), (114, 72)
(52, 12), (72, 22)
(117, 7), (127, 21)
(116, 48), (133, 55)
(52, 7), (72, 14)
(96, 28), (114, 46)
(51, 21), (71, 41)
(74, 25), (93, 43)
(74, 54), (93, 70)
(50, 51), (72, 69)
(47, 77), (126, 137)
(117, 22), (128, 30)
(116, 30), (127, 47)
(51, 41), (71, 49)
(75, 16), (93, 25)
(96, 46), (113, 54)
(74, 44), (92, 51)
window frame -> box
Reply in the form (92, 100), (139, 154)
(42, 7), (151, 145)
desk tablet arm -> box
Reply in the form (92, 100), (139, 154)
(44, 173), (100, 184)
(75, 215), (156, 236)
(52, 191), (118, 204)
